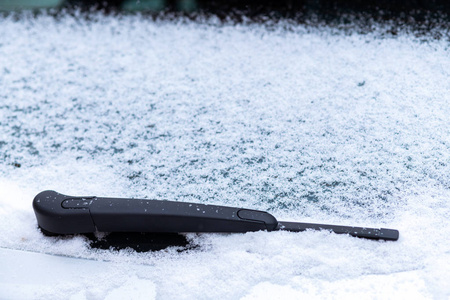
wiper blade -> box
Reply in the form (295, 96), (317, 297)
(277, 221), (399, 241)
(33, 190), (399, 241)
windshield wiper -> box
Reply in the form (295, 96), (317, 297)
(33, 190), (399, 241)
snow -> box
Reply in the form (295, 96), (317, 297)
(0, 12), (449, 299)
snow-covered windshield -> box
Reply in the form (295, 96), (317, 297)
(0, 10), (449, 299)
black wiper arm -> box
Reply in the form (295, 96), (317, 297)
(277, 221), (399, 241)
(33, 190), (399, 241)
